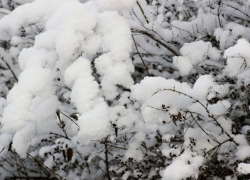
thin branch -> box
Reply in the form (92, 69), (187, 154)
(13, 151), (21, 180)
(205, 138), (232, 155)
(132, 36), (151, 76)
(104, 137), (111, 180)
(183, 9), (190, 19)
(189, 112), (220, 144)
(0, 56), (18, 82)
(56, 110), (70, 139)
(94, 164), (110, 180)
(222, 2), (250, 19)
(49, 132), (69, 140)
(131, 29), (180, 56)
(27, 153), (63, 179)
(168, 23), (194, 36)
(57, 110), (79, 128)
(136, 1), (149, 23)
(217, 0), (222, 28)
(100, 142), (128, 150)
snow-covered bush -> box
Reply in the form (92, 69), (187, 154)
(0, 0), (250, 179)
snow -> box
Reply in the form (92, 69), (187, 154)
(236, 146), (250, 160)
(180, 41), (221, 64)
(207, 100), (231, 116)
(95, 10), (134, 99)
(0, 0), (135, 154)
(0, 134), (12, 148)
(190, 75), (214, 101)
(0, 0), (250, 179)
(76, 101), (110, 144)
(223, 39), (250, 77)
(237, 163), (250, 174)
(12, 122), (36, 156)
(97, 0), (136, 11)
(0, 0), (72, 40)
(173, 56), (193, 75)
(214, 23), (250, 50)
(162, 151), (204, 180)
(64, 57), (99, 113)
(217, 116), (232, 133)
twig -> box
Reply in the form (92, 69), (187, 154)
(104, 137), (111, 180)
(136, 1), (149, 23)
(131, 29), (180, 56)
(217, 168), (229, 180)
(222, 2), (250, 19)
(152, 88), (239, 146)
(94, 164), (110, 180)
(57, 110), (79, 128)
(100, 142), (128, 150)
(189, 112), (220, 144)
(205, 138), (232, 155)
(56, 110), (70, 139)
(0, 56), (18, 82)
(132, 36), (151, 76)
(13, 151), (21, 180)
(169, 23), (193, 36)
(49, 132), (69, 140)
(122, 132), (136, 149)
(27, 153), (63, 179)
(183, 9), (190, 19)
(217, 0), (222, 28)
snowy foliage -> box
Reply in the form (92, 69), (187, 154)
(0, 0), (250, 179)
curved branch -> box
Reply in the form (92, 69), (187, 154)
(131, 29), (180, 56)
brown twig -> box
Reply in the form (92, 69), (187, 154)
(136, 1), (149, 23)
(189, 112), (220, 144)
(183, 9), (190, 19)
(169, 23), (194, 36)
(57, 110), (79, 128)
(132, 36), (151, 76)
(131, 29), (180, 56)
(27, 153), (63, 179)
(205, 138), (232, 156)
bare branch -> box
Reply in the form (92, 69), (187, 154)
(57, 110), (79, 128)
(100, 142), (128, 150)
(136, 1), (149, 24)
(222, 2), (250, 19)
(132, 36), (151, 76)
(27, 153), (63, 179)
(13, 151), (22, 180)
(0, 56), (18, 82)
(131, 29), (180, 56)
